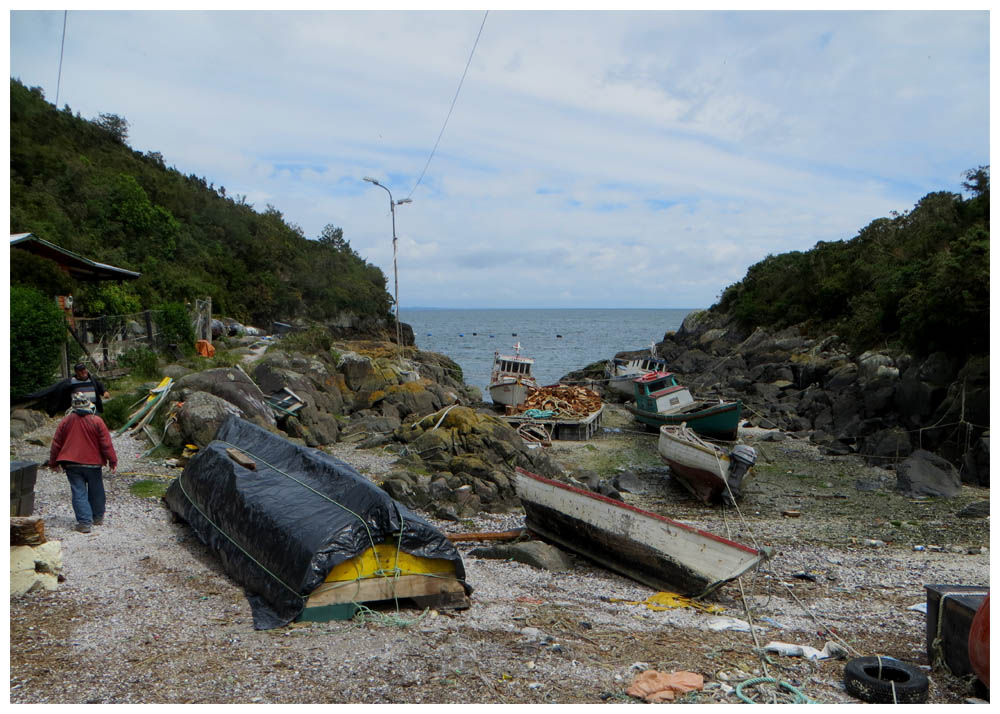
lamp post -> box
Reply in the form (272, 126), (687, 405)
(363, 177), (412, 359)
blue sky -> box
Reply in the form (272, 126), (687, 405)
(7, 8), (990, 309)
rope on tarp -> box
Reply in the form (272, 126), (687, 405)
(174, 475), (304, 600)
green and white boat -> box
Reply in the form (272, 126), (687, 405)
(625, 371), (742, 440)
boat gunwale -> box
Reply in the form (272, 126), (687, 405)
(515, 467), (760, 556)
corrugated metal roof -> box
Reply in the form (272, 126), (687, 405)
(10, 233), (141, 281)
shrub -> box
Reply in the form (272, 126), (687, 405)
(99, 388), (147, 431)
(275, 325), (333, 355)
(156, 302), (196, 353)
(10, 285), (66, 398)
(119, 346), (159, 378)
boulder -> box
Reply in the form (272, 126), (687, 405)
(896, 449), (962, 498)
(468, 541), (575, 571)
(962, 434), (989, 487)
(10, 408), (46, 438)
(169, 391), (243, 447)
(175, 368), (276, 428)
(862, 426), (913, 465)
(10, 541), (62, 596)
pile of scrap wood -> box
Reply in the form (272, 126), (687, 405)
(517, 384), (602, 418)
(116, 377), (173, 446)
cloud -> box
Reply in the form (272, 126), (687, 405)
(9, 9), (988, 308)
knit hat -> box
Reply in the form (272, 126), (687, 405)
(71, 393), (95, 413)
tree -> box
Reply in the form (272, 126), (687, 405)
(95, 113), (129, 143)
(318, 223), (353, 254)
(962, 165), (989, 198)
(10, 286), (66, 398)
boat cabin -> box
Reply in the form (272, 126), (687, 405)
(492, 354), (534, 379)
(633, 371), (695, 415)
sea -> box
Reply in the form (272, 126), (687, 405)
(403, 308), (696, 400)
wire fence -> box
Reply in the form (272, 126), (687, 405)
(69, 309), (168, 373)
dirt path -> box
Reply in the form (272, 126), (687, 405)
(9, 407), (989, 704)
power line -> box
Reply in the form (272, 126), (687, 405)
(405, 10), (488, 201)
(55, 10), (68, 107)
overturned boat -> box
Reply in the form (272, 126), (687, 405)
(165, 415), (471, 629)
(514, 467), (766, 597)
(658, 425), (757, 505)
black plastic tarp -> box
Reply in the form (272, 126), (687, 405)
(164, 414), (471, 629)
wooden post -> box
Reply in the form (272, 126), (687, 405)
(145, 310), (154, 345)
(101, 315), (110, 368)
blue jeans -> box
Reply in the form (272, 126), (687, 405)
(64, 465), (105, 526)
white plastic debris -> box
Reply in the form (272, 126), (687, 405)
(706, 617), (752, 632)
(907, 602), (928, 614)
(764, 641), (848, 660)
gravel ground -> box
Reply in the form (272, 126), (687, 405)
(9, 407), (990, 704)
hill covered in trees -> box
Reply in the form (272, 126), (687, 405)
(9, 78), (391, 327)
(714, 168), (989, 361)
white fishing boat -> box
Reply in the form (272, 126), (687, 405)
(657, 425), (757, 505)
(605, 343), (669, 396)
(514, 467), (765, 597)
(489, 343), (538, 407)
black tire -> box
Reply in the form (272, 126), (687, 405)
(844, 656), (929, 704)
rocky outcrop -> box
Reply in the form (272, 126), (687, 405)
(635, 309), (988, 483)
(384, 405), (564, 516)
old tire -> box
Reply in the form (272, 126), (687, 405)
(844, 656), (929, 704)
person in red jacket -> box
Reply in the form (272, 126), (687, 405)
(49, 392), (118, 533)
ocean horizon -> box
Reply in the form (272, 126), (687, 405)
(403, 307), (698, 399)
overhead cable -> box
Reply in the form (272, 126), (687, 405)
(405, 10), (488, 201)
(55, 10), (68, 107)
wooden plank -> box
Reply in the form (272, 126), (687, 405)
(11, 516), (47, 546)
(446, 528), (526, 542)
(305, 574), (466, 609)
(225, 448), (257, 470)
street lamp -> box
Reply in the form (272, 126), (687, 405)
(363, 177), (412, 358)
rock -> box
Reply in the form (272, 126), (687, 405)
(896, 449), (961, 498)
(175, 368), (276, 428)
(468, 541), (575, 571)
(170, 391), (243, 447)
(162, 364), (193, 380)
(962, 434), (989, 487)
(863, 426), (913, 464)
(10, 408), (46, 438)
(10, 541), (63, 596)
(956, 501), (989, 519)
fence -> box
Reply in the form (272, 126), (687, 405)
(66, 309), (168, 376)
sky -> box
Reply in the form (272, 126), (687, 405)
(7, 7), (991, 310)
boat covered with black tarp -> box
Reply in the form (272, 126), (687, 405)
(164, 414), (471, 629)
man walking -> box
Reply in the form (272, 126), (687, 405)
(49, 393), (118, 533)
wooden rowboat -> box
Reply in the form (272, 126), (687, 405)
(657, 425), (757, 505)
(514, 467), (766, 597)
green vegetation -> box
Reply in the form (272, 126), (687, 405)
(118, 347), (160, 379)
(10, 78), (392, 328)
(102, 388), (149, 431)
(716, 167), (989, 359)
(274, 325), (335, 355)
(129, 479), (170, 499)
(10, 285), (67, 397)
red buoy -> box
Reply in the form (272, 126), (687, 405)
(968, 592), (990, 688)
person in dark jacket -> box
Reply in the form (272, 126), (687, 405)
(26, 362), (111, 416)
(49, 392), (118, 533)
